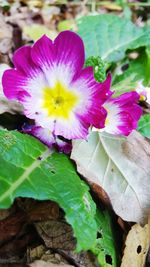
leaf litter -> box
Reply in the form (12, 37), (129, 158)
(0, 1), (150, 267)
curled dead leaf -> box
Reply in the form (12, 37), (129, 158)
(35, 220), (76, 250)
(121, 221), (150, 267)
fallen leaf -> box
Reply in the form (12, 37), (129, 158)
(0, 64), (10, 98)
(28, 245), (70, 265)
(0, 98), (23, 115)
(35, 220), (76, 250)
(71, 131), (150, 223)
(29, 260), (74, 267)
(0, 14), (13, 54)
(57, 250), (97, 267)
(121, 221), (150, 267)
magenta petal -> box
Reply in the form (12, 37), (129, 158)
(113, 91), (140, 105)
(13, 46), (41, 76)
(31, 35), (54, 68)
(117, 112), (136, 136)
(54, 31), (85, 78)
(31, 32), (85, 80)
(98, 73), (113, 103)
(124, 104), (142, 121)
(2, 69), (28, 99)
(91, 107), (107, 129)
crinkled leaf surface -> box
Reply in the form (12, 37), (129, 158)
(85, 56), (106, 83)
(92, 210), (118, 267)
(77, 14), (150, 62)
(0, 129), (97, 251)
(138, 114), (150, 139)
(71, 131), (150, 223)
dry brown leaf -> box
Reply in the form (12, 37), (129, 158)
(28, 245), (69, 265)
(29, 260), (74, 267)
(0, 98), (23, 114)
(121, 221), (150, 267)
(71, 131), (150, 223)
(35, 220), (76, 250)
(0, 15), (13, 54)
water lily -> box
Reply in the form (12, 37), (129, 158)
(2, 31), (111, 140)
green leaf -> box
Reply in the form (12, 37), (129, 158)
(112, 48), (150, 94)
(92, 209), (118, 267)
(77, 14), (150, 62)
(71, 131), (150, 224)
(85, 56), (106, 82)
(138, 114), (150, 138)
(111, 48), (150, 96)
(0, 129), (97, 252)
(112, 55), (145, 86)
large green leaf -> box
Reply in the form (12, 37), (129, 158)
(77, 14), (150, 62)
(138, 114), (150, 139)
(71, 131), (150, 224)
(112, 47), (150, 96)
(92, 210), (118, 267)
(0, 129), (97, 251)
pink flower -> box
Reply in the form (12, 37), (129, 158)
(100, 92), (143, 136)
(2, 31), (111, 140)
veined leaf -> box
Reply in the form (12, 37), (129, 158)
(77, 14), (150, 62)
(71, 131), (150, 223)
(0, 129), (97, 252)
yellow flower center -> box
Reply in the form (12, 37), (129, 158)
(42, 82), (78, 119)
(139, 94), (146, 101)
